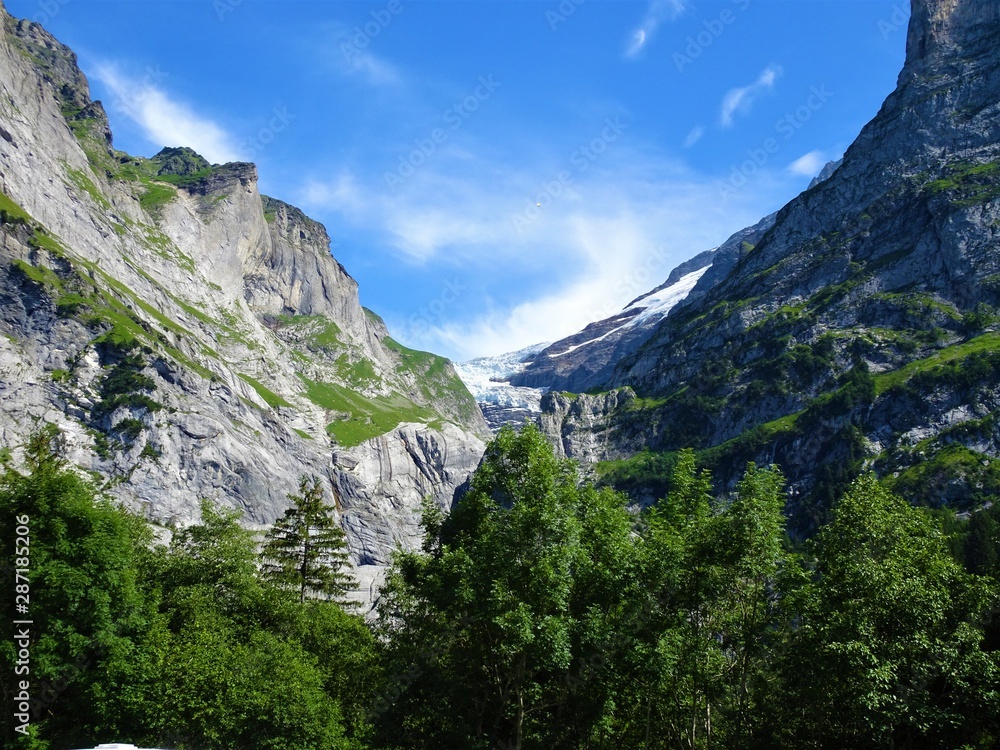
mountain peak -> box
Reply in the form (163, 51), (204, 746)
(904, 0), (999, 76)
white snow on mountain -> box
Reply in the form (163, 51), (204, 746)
(456, 265), (709, 411)
(454, 342), (550, 410)
(624, 265), (711, 327)
(548, 323), (629, 358)
(546, 265), (711, 359)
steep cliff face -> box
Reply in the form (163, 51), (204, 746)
(0, 3), (487, 603)
(613, 0), (1000, 396)
(539, 0), (1000, 524)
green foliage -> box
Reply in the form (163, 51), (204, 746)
(376, 424), (640, 749)
(238, 372), (292, 409)
(0, 428), (155, 749)
(148, 626), (353, 750)
(262, 477), (354, 604)
(779, 475), (1000, 748)
(790, 476), (1000, 747)
(616, 453), (793, 749)
(130, 500), (365, 749)
(1, 434), (374, 749)
(965, 502), (1000, 578)
(3, 425), (998, 749)
(595, 448), (677, 499)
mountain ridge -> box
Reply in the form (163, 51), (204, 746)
(0, 1), (487, 604)
(534, 0), (1000, 526)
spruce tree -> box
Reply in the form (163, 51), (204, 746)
(261, 476), (353, 604)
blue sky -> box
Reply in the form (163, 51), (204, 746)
(8, 0), (909, 360)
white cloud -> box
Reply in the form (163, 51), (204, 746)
(625, 0), (686, 59)
(683, 125), (705, 148)
(720, 64), (783, 127)
(93, 63), (241, 164)
(788, 150), (826, 177)
(299, 137), (788, 361)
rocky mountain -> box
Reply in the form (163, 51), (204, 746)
(537, 0), (1000, 529)
(510, 211), (777, 394)
(0, 3), (489, 604)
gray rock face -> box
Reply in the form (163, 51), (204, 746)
(536, 0), (1000, 515)
(0, 3), (488, 607)
(537, 389), (638, 462)
(613, 0), (1000, 396)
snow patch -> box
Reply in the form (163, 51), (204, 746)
(543, 266), (710, 360)
(454, 342), (549, 411)
(624, 266), (710, 327)
(547, 323), (629, 358)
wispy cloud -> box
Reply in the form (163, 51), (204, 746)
(683, 125), (705, 148)
(788, 150), (826, 177)
(720, 64), (783, 127)
(624, 0), (686, 59)
(93, 63), (240, 164)
(332, 23), (402, 86)
(339, 49), (401, 86)
(299, 137), (787, 360)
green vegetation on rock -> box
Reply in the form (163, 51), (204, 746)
(238, 373), (292, 409)
(66, 166), (111, 209)
(921, 159), (1000, 206)
(298, 373), (440, 447)
(0, 189), (31, 223)
(385, 336), (480, 424)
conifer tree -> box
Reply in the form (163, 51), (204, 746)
(261, 476), (353, 604)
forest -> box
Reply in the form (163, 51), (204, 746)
(2, 424), (998, 750)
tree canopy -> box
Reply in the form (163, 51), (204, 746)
(2, 425), (997, 749)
